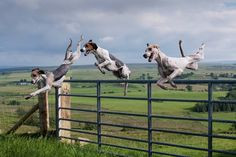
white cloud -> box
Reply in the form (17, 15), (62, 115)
(99, 36), (114, 42)
(0, 0), (236, 66)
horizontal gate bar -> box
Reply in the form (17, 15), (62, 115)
(59, 107), (97, 113)
(101, 142), (148, 152)
(212, 149), (236, 155)
(101, 134), (147, 143)
(151, 98), (208, 103)
(152, 128), (208, 137)
(152, 115), (208, 122)
(152, 141), (208, 152)
(212, 100), (236, 104)
(100, 122), (148, 131)
(64, 79), (236, 84)
(59, 108), (236, 124)
(100, 95), (147, 100)
(59, 136), (98, 144)
(59, 118), (97, 125)
(59, 128), (97, 136)
(58, 93), (97, 98)
(100, 110), (147, 117)
(212, 119), (236, 124)
(59, 94), (236, 104)
(212, 134), (236, 140)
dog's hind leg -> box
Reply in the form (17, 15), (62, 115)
(52, 76), (66, 87)
(187, 62), (198, 70)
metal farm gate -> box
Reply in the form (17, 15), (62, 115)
(55, 80), (236, 157)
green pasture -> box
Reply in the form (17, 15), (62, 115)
(0, 64), (235, 157)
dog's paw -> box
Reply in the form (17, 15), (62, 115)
(101, 70), (106, 74)
(157, 83), (168, 90)
(25, 95), (32, 100)
(170, 81), (177, 88)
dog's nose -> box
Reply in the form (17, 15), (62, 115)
(80, 49), (84, 52)
(31, 81), (34, 84)
(143, 54), (147, 58)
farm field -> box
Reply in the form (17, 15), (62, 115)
(0, 63), (235, 157)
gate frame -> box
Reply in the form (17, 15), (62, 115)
(55, 79), (236, 157)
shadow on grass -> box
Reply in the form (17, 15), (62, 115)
(214, 150), (236, 157)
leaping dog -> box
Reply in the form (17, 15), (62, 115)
(25, 36), (83, 99)
(80, 40), (131, 96)
(143, 40), (205, 89)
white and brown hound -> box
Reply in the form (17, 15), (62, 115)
(25, 36), (83, 99)
(143, 40), (205, 89)
(80, 40), (131, 96)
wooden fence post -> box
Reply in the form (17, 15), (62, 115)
(38, 80), (49, 136)
(59, 81), (71, 142)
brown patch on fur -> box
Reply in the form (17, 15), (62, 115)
(85, 43), (94, 51)
(83, 42), (98, 52)
(31, 68), (45, 77)
(31, 69), (40, 77)
(149, 44), (160, 49)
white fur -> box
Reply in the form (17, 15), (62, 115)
(144, 43), (205, 89)
(82, 44), (131, 95)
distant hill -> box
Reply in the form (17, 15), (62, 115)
(0, 62), (236, 73)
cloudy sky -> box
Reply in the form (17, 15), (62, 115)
(0, 0), (236, 67)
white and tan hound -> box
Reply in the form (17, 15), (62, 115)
(143, 40), (205, 89)
(25, 36), (83, 99)
(80, 40), (131, 96)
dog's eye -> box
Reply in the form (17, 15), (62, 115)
(148, 48), (152, 51)
(32, 74), (37, 77)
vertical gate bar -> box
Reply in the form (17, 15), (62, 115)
(97, 81), (102, 151)
(55, 87), (59, 138)
(208, 83), (213, 157)
(147, 82), (152, 157)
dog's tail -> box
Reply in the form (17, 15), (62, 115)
(179, 40), (185, 57)
(65, 39), (72, 60)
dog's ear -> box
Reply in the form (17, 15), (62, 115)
(89, 39), (93, 42)
(147, 43), (149, 47)
(38, 70), (45, 74)
(91, 43), (98, 50)
(32, 68), (40, 72)
(157, 53), (162, 63)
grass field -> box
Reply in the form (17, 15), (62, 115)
(0, 63), (235, 157)
(0, 134), (120, 157)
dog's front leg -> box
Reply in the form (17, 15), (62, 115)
(167, 68), (183, 88)
(94, 62), (106, 74)
(157, 78), (168, 90)
(25, 85), (51, 99)
(95, 60), (110, 74)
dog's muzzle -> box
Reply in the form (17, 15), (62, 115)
(80, 49), (84, 52)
